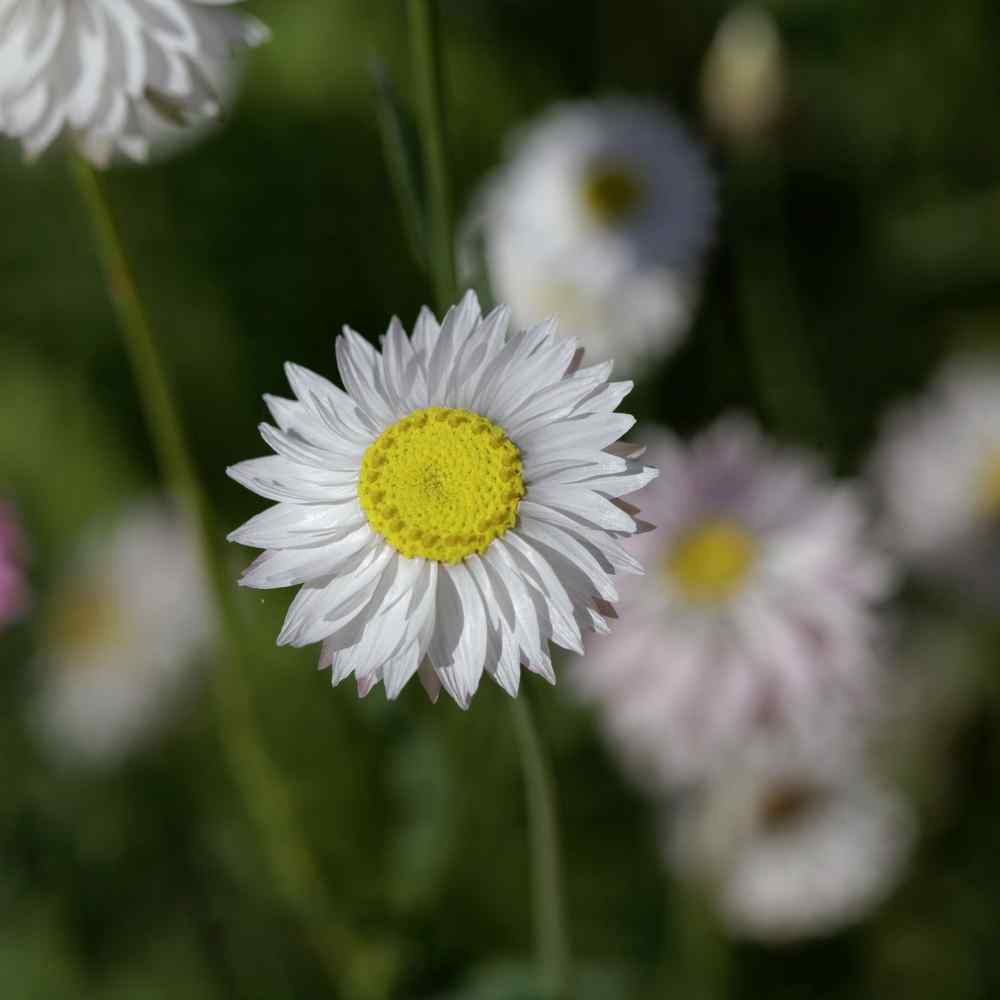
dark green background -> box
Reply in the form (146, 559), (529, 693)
(2, 1), (999, 996)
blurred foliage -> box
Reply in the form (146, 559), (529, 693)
(2, 1), (1000, 998)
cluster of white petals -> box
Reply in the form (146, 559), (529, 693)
(667, 735), (915, 943)
(575, 416), (894, 786)
(33, 500), (213, 767)
(871, 355), (1000, 608)
(228, 292), (655, 709)
(468, 98), (716, 374)
(0, 0), (268, 165)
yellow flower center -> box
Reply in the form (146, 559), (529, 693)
(46, 588), (124, 657)
(667, 519), (756, 602)
(582, 164), (644, 225)
(976, 450), (1000, 518)
(357, 407), (525, 563)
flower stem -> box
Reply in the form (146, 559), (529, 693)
(407, 0), (458, 313)
(70, 157), (361, 995)
(510, 696), (571, 999)
(673, 884), (732, 1000)
(399, 7), (571, 990)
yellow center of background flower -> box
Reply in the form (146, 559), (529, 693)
(46, 589), (124, 656)
(976, 450), (1000, 517)
(582, 164), (644, 225)
(668, 519), (756, 602)
(358, 407), (524, 563)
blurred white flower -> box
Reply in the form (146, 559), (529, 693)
(468, 98), (716, 373)
(479, 241), (696, 379)
(0, 0), (269, 166)
(33, 500), (212, 767)
(227, 291), (655, 709)
(871, 355), (1000, 608)
(701, 5), (785, 149)
(0, 498), (29, 628)
(574, 416), (895, 786)
(666, 737), (916, 943)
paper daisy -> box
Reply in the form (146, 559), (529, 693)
(468, 97), (715, 373)
(870, 355), (1000, 608)
(0, 498), (29, 628)
(574, 416), (894, 786)
(666, 738), (915, 943)
(0, 0), (269, 166)
(227, 291), (656, 709)
(33, 500), (212, 767)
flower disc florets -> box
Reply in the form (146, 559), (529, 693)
(358, 407), (524, 563)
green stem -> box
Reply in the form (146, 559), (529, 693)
(510, 696), (570, 999)
(656, 883), (731, 1000)
(408, 0), (458, 312)
(676, 884), (732, 1000)
(399, 7), (571, 990)
(70, 157), (360, 996)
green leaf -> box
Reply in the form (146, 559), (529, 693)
(371, 56), (430, 271)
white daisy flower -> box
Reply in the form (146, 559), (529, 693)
(574, 416), (895, 786)
(469, 97), (715, 373)
(33, 499), (213, 767)
(477, 239), (696, 379)
(227, 290), (656, 709)
(870, 354), (1000, 607)
(666, 738), (916, 943)
(0, 0), (269, 166)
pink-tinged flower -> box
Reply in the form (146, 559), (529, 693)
(574, 416), (895, 787)
(870, 354), (1000, 609)
(0, 498), (29, 627)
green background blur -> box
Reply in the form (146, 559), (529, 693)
(2, 1), (1000, 997)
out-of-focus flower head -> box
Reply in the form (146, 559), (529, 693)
(0, 498), (29, 628)
(466, 97), (716, 374)
(0, 0), (269, 167)
(701, 4), (785, 150)
(871, 354), (1000, 609)
(665, 734), (916, 944)
(33, 499), (213, 767)
(574, 416), (895, 787)
(227, 291), (656, 709)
